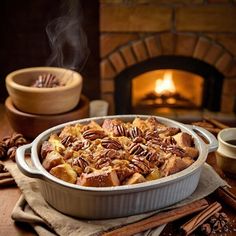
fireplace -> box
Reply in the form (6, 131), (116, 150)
(115, 55), (223, 115)
(99, 1), (236, 120)
(133, 70), (202, 110)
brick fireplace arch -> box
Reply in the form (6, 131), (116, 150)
(100, 33), (236, 115)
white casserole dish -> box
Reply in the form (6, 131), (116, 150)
(16, 115), (218, 219)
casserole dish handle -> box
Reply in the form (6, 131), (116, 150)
(186, 125), (218, 153)
(16, 144), (44, 179)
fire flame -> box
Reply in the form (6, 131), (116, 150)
(154, 71), (176, 95)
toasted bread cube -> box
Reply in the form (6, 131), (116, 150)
(161, 156), (189, 176)
(102, 119), (121, 133)
(49, 134), (65, 153)
(42, 151), (65, 170)
(183, 147), (199, 159)
(182, 156), (194, 167)
(161, 127), (180, 137)
(50, 163), (77, 184)
(124, 173), (146, 185)
(79, 169), (120, 187)
(146, 168), (161, 181)
(173, 132), (193, 148)
(59, 125), (77, 138)
(41, 141), (54, 159)
(132, 117), (149, 132)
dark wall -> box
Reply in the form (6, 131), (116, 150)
(0, 0), (99, 102)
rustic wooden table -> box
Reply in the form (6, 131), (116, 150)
(0, 103), (235, 236)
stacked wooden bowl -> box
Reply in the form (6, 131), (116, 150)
(5, 67), (89, 139)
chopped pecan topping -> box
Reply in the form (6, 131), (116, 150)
(101, 138), (123, 150)
(133, 137), (145, 143)
(40, 117), (199, 187)
(82, 129), (106, 141)
(71, 140), (84, 151)
(145, 130), (159, 141)
(81, 140), (91, 150)
(95, 157), (112, 169)
(129, 127), (142, 139)
(148, 137), (163, 146)
(163, 137), (177, 146)
(102, 149), (120, 159)
(113, 124), (127, 137)
(129, 156), (150, 175)
(72, 157), (89, 171)
(162, 145), (185, 157)
(128, 143), (145, 155)
(61, 135), (76, 147)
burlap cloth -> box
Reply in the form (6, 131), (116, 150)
(4, 161), (227, 236)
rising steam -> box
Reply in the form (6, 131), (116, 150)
(46, 0), (89, 71)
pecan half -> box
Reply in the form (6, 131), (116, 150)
(61, 135), (76, 147)
(128, 143), (145, 155)
(140, 150), (160, 163)
(145, 130), (159, 141)
(128, 127), (142, 139)
(133, 137), (145, 143)
(72, 157), (89, 171)
(113, 124), (127, 137)
(163, 146), (185, 157)
(82, 129), (106, 141)
(102, 149), (120, 159)
(101, 138), (123, 150)
(71, 140), (84, 151)
(130, 156), (150, 175)
(81, 140), (91, 150)
(95, 157), (112, 169)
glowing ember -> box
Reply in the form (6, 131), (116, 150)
(154, 71), (176, 95)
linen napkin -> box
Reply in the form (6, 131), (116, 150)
(5, 161), (227, 236)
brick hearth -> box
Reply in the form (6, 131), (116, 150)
(99, 0), (236, 120)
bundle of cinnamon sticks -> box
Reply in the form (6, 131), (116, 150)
(192, 116), (229, 135)
(103, 198), (236, 236)
(102, 199), (209, 236)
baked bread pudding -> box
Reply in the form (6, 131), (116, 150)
(40, 117), (199, 187)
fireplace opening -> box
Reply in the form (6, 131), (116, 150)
(115, 56), (224, 115)
(132, 69), (203, 110)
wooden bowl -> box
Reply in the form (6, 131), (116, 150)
(5, 67), (83, 115)
(5, 95), (89, 139)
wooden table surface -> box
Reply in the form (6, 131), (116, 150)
(0, 103), (235, 236)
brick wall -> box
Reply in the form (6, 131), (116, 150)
(99, 0), (236, 115)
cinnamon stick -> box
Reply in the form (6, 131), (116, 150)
(102, 199), (209, 236)
(217, 186), (236, 211)
(181, 201), (222, 236)
(191, 122), (221, 134)
(0, 172), (11, 180)
(0, 177), (15, 186)
(201, 127), (221, 134)
(203, 116), (229, 129)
